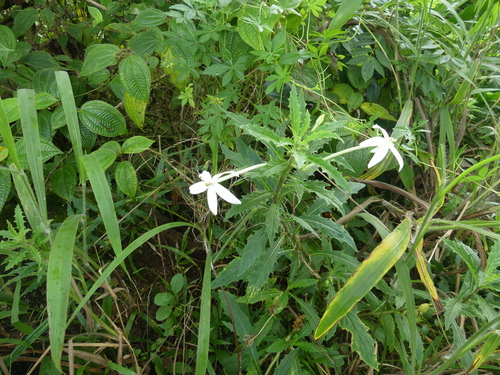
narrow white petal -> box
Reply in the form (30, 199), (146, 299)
(189, 181), (208, 195)
(214, 183), (241, 205)
(367, 145), (389, 168)
(373, 125), (390, 139)
(360, 136), (385, 147)
(389, 144), (404, 171)
(207, 187), (218, 215)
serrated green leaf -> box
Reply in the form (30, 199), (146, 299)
(303, 181), (344, 212)
(115, 161), (138, 198)
(247, 240), (281, 290)
(241, 123), (291, 147)
(122, 136), (153, 154)
(293, 214), (355, 249)
(80, 44), (121, 77)
(340, 311), (378, 369)
(443, 239), (481, 285)
(50, 165), (77, 201)
(123, 91), (147, 129)
(119, 55), (151, 101)
(238, 228), (267, 277)
(79, 100), (127, 137)
(225, 191), (272, 219)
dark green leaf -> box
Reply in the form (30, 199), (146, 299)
(79, 100), (127, 137)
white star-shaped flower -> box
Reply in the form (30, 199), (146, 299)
(189, 171), (241, 215)
(359, 125), (404, 171)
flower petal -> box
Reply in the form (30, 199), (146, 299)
(199, 171), (212, 182)
(367, 144), (389, 168)
(360, 136), (385, 147)
(189, 181), (208, 195)
(388, 143), (404, 171)
(207, 186), (218, 215)
(373, 125), (390, 139)
(214, 183), (241, 205)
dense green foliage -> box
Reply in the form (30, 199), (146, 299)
(0, 0), (499, 374)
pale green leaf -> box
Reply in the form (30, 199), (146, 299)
(122, 136), (154, 154)
(80, 44), (121, 76)
(115, 161), (138, 198)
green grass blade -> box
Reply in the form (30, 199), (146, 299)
(82, 153), (122, 256)
(55, 71), (85, 183)
(195, 248), (211, 375)
(315, 218), (411, 339)
(0, 97), (21, 169)
(67, 222), (195, 325)
(46, 214), (82, 372)
(327, 0), (365, 31)
(10, 164), (47, 233)
(18, 89), (47, 222)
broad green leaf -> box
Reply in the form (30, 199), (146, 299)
(332, 83), (354, 104)
(12, 7), (38, 37)
(340, 311), (378, 369)
(79, 100), (127, 137)
(122, 136), (154, 154)
(119, 55), (151, 101)
(0, 25), (16, 52)
(80, 44), (121, 77)
(22, 51), (60, 70)
(47, 214), (82, 371)
(123, 91), (147, 129)
(35, 92), (58, 110)
(50, 165), (77, 201)
(115, 161), (138, 198)
(82, 153), (122, 256)
(315, 218), (411, 339)
(128, 28), (163, 58)
(2, 98), (20, 123)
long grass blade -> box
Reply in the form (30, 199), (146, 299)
(18, 89), (47, 223)
(195, 248), (211, 375)
(0, 97), (21, 169)
(55, 71), (85, 183)
(82, 153), (122, 256)
(46, 214), (82, 372)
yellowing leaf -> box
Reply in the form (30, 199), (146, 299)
(315, 218), (411, 339)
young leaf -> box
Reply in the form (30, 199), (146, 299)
(80, 44), (121, 77)
(122, 136), (154, 154)
(115, 161), (138, 198)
